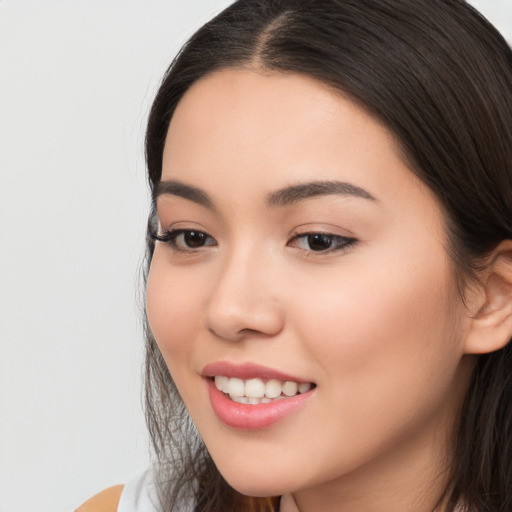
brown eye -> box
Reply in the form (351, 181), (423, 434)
(183, 230), (209, 248)
(289, 232), (357, 254)
(151, 229), (217, 251)
(307, 234), (334, 251)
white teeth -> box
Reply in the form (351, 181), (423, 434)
(232, 396), (249, 404)
(265, 379), (282, 399)
(214, 376), (229, 393)
(214, 375), (314, 403)
(245, 378), (265, 398)
(282, 381), (298, 397)
(298, 382), (312, 394)
(227, 378), (245, 398)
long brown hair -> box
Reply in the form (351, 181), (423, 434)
(143, 1), (512, 510)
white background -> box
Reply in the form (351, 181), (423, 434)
(0, 1), (510, 511)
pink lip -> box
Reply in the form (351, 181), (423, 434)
(206, 381), (314, 430)
(202, 361), (312, 383)
(202, 361), (315, 430)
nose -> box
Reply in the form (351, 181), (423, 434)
(205, 248), (285, 342)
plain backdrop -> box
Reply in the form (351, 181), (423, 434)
(0, 1), (510, 511)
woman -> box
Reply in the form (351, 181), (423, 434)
(78, 0), (512, 510)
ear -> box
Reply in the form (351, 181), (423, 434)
(464, 240), (512, 355)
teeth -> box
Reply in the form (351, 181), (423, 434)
(214, 376), (313, 403)
(227, 378), (245, 398)
(214, 376), (229, 393)
(282, 381), (298, 397)
(298, 382), (311, 394)
(245, 378), (265, 398)
(265, 379), (282, 399)
(232, 396), (249, 404)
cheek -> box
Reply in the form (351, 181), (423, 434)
(145, 251), (203, 364)
(290, 251), (462, 400)
(277, 256), (466, 480)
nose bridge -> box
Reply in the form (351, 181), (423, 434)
(205, 239), (284, 341)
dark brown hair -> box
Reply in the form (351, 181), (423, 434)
(143, 1), (512, 510)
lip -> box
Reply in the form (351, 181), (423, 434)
(202, 361), (313, 383)
(202, 361), (315, 430)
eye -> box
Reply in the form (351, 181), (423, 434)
(289, 232), (356, 253)
(151, 229), (217, 252)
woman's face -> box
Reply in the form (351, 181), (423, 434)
(146, 69), (473, 504)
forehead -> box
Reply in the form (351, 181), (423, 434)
(160, 68), (441, 229)
(164, 69), (399, 181)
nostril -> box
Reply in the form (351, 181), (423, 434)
(205, 302), (284, 341)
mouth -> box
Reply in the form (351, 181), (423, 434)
(213, 376), (314, 405)
(202, 362), (316, 429)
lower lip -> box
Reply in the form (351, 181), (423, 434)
(206, 379), (314, 430)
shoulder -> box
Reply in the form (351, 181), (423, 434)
(75, 485), (124, 512)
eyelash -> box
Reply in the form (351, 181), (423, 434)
(150, 229), (217, 252)
(151, 229), (357, 255)
(289, 232), (357, 254)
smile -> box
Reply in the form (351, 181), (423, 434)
(214, 376), (313, 404)
(202, 362), (316, 429)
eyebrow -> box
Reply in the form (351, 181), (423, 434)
(153, 179), (376, 209)
(266, 180), (376, 207)
(153, 180), (214, 209)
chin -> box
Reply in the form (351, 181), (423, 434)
(217, 467), (294, 498)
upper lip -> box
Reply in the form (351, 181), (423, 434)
(202, 361), (313, 383)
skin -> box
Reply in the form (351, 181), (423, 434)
(75, 485), (124, 512)
(146, 68), (478, 512)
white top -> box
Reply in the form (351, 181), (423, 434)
(117, 469), (161, 512)
(117, 468), (195, 512)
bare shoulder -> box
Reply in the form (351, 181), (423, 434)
(75, 485), (124, 512)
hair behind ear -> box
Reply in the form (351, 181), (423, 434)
(450, 345), (512, 510)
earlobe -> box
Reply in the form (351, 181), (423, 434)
(464, 240), (512, 355)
